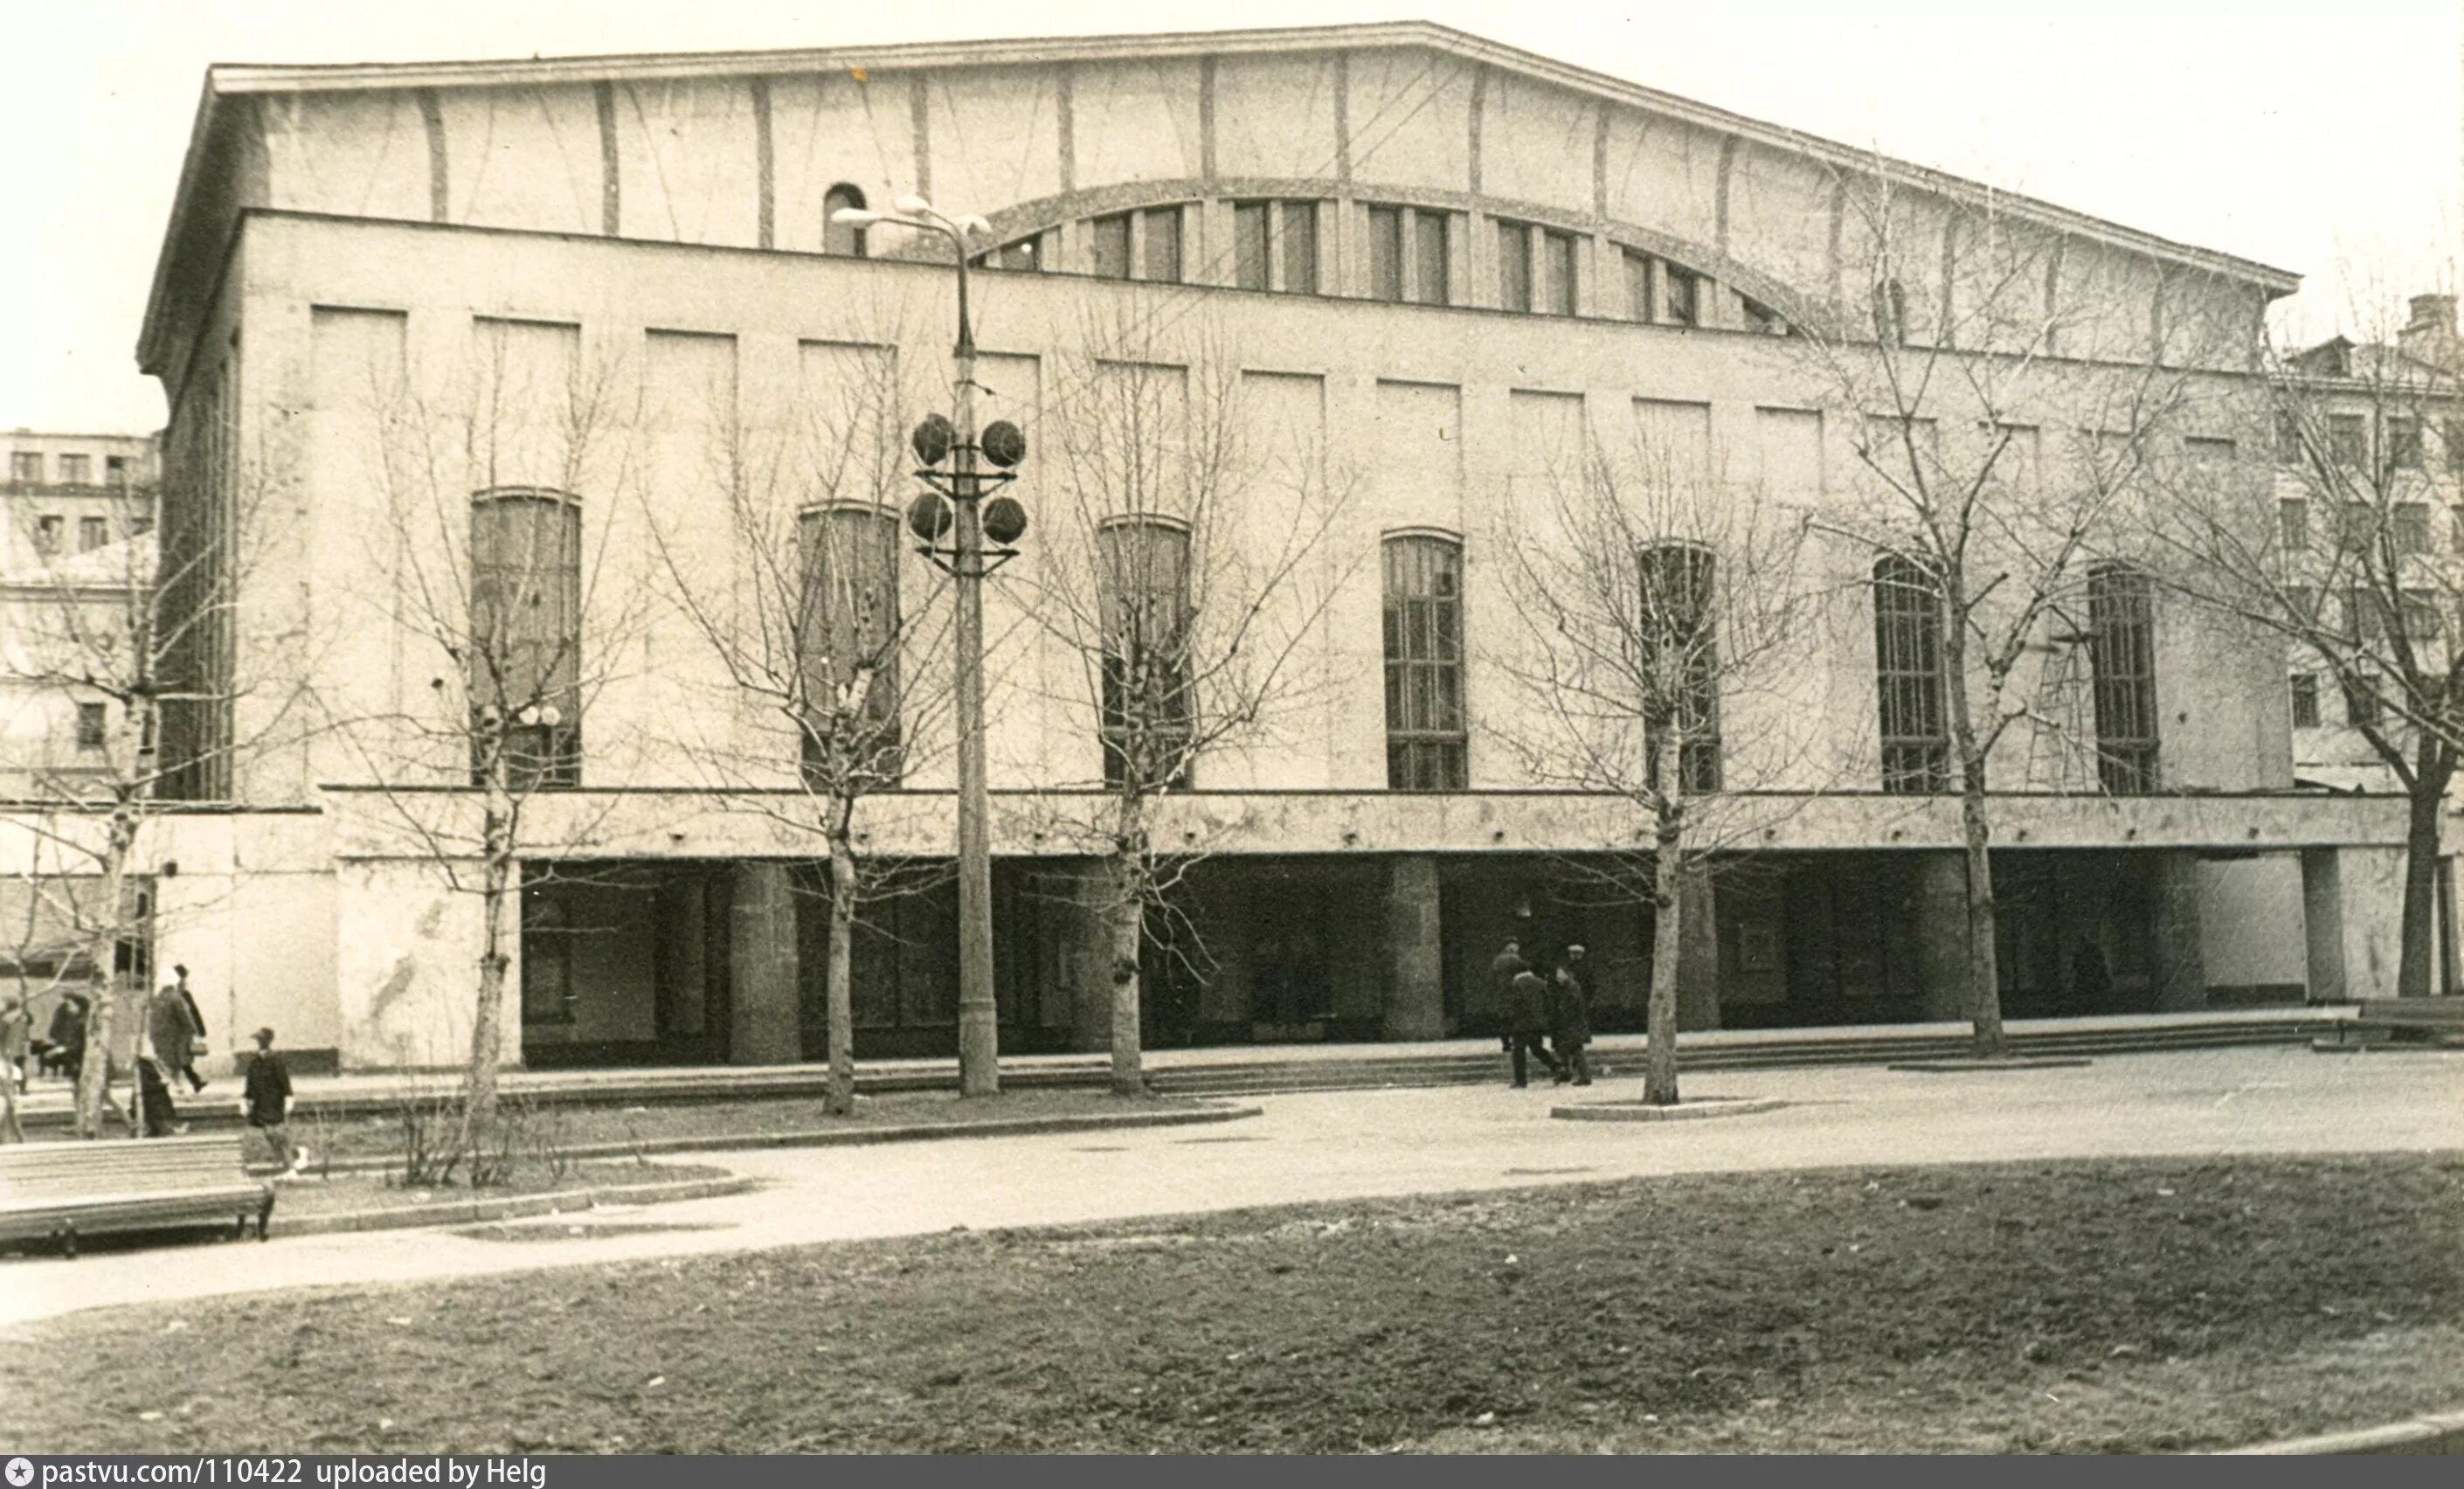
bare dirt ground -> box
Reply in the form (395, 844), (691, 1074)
(2, 1152), (2456, 1454)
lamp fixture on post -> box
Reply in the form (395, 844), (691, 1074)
(834, 196), (1024, 1098)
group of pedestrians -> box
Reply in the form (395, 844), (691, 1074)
(1491, 937), (1595, 1088)
(3, 966), (303, 1169)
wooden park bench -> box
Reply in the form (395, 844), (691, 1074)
(0, 1133), (276, 1257)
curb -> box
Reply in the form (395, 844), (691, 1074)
(257, 1102), (1264, 1179)
(1551, 1096), (1790, 1123)
(2219, 1409), (2464, 1456)
(267, 1172), (758, 1238)
(1886, 1057), (2095, 1073)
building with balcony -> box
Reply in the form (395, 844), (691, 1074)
(69, 22), (2428, 1072)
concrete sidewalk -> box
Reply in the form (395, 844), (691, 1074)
(3, 1041), (2455, 1329)
(4, 1004), (2357, 1119)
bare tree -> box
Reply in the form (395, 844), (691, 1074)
(1021, 316), (1357, 1096)
(322, 318), (654, 1167)
(0, 458), (300, 1135)
(1490, 421), (1819, 1104)
(1787, 169), (2218, 1056)
(2152, 280), (2463, 1000)
(644, 330), (956, 1114)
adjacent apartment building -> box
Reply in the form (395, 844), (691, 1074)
(68, 22), (2424, 1072)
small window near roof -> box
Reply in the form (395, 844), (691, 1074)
(1665, 267), (1699, 327)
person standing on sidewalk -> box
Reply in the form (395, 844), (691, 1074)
(1506, 967), (1568, 1088)
(1550, 947), (1594, 1086)
(148, 981), (205, 1094)
(243, 1027), (304, 1174)
(173, 965), (209, 1087)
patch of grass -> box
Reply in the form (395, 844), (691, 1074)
(2, 1154), (2458, 1453)
(266, 1161), (731, 1222)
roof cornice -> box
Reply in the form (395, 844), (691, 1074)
(142, 20), (2301, 371)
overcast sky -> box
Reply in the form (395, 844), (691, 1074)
(4, 0), (2457, 433)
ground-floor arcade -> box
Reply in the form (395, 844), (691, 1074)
(496, 845), (2375, 1069)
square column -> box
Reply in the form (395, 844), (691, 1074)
(728, 862), (799, 1065)
(1382, 855), (1445, 1040)
(2150, 851), (2208, 1012)
(2301, 848), (2349, 1002)
(1912, 851), (1973, 1022)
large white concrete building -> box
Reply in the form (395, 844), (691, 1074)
(75, 22), (2426, 1073)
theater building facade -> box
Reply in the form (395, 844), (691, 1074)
(102, 22), (2423, 1071)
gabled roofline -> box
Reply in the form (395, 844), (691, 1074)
(141, 20), (2301, 372)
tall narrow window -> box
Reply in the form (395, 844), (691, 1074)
(1541, 229), (1575, 316)
(2327, 414), (2368, 467)
(1498, 221), (1533, 312)
(1413, 211), (1450, 306)
(1872, 278), (1908, 343)
(799, 504), (902, 787)
(470, 488), (583, 790)
(1639, 543), (1720, 793)
(2289, 673), (2320, 729)
(1367, 205), (1404, 301)
(1098, 517), (1194, 790)
(2387, 416), (2423, 470)
(2279, 498), (2310, 551)
(1279, 201), (1319, 294)
(1140, 205), (1182, 283)
(1623, 248), (1655, 322)
(1092, 212), (1133, 280)
(1665, 267), (1699, 327)
(1872, 555), (1950, 793)
(2087, 563), (2159, 794)
(75, 703), (106, 750)
(822, 184), (869, 258)
(2394, 502), (2431, 555)
(1382, 534), (1467, 790)
(1235, 202), (1270, 291)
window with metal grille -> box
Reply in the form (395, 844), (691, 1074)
(2087, 564), (2159, 794)
(1382, 534), (1467, 790)
(1098, 517), (1193, 790)
(822, 184), (869, 257)
(798, 503), (902, 788)
(1872, 554), (1950, 793)
(2289, 673), (2320, 729)
(469, 488), (583, 790)
(2280, 499), (2309, 551)
(1639, 543), (1720, 793)
(2394, 502), (2431, 554)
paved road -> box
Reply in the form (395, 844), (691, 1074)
(3, 1044), (2457, 1328)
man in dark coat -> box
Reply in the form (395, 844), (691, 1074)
(244, 1026), (301, 1172)
(148, 983), (203, 1092)
(1505, 967), (1568, 1088)
(1550, 945), (1594, 1087)
(172, 965), (209, 1091)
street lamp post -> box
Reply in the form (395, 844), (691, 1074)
(834, 197), (1028, 1098)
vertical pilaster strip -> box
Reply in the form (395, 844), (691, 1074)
(1938, 213), (1959, 349)
(1333, 52), (1352, 185)
(1826, 171), (1847, 321)
(910, 75), (932, 200)
(593, 80), (620, 236)
(416, 88), (447, 222)
(1195, 57), (1215, 184)
(2044, 235), (2067, 355)
(1591, 105), (1609, 222)
(1465, 65), (1485, 198)
(1058, 64), (1077, 194)
(2149, 257), (2170, 364)
(752, 77), (774, 250)
(1714, 134), (1741, 256)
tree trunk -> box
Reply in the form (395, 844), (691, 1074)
(464, 791), (513, 1164)
(1959, 780), (2007, 1057)
(75, 815), (137, 1139)
(1644, 724), (1685, 1107)
(2396, 741), (2454, 1000)
(823, 835), (858, 1117)
(1940, 617), (2007, 1059)
(1105, 839), (1146, 1098)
